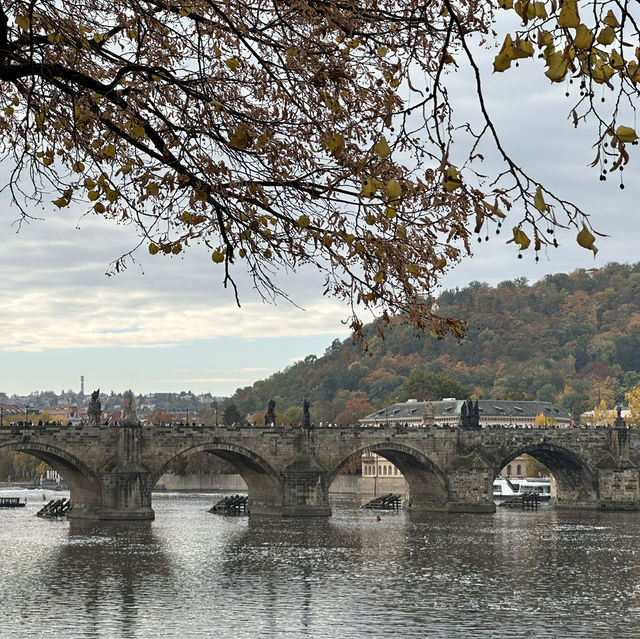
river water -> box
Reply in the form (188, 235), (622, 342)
(2, 489), (640, 638)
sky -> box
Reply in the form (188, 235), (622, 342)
(1, 20), (639, 398)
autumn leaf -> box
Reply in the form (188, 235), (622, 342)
(558, 0), (580, 28)
(577, 224), (598, 255)
(616, 126), (637, 143)
(512, 227), (531, 250)
(374, 136), (391, 159)
(385, 179), (402, 201)
(443, 166), (462, 192)
(534, 185), (547, 212)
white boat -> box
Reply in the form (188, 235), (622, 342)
(493, 477), (551, 501)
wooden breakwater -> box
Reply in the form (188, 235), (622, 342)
(36, 498), (71, 518)
(208, 494), (249, 516)
(498, 493), (540, 510)
(362, 493), (402, 510)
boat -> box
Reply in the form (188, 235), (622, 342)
(0, 496), (26, 508)
(493, 477), (551, 501)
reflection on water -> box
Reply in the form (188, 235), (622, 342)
(1, 490), (640, 638)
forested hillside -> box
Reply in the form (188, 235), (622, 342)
(230, 263), (640, 425)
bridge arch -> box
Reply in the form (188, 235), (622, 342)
(0, 440), (101, 513)
(329, 442), (449, 510)
(496, 443), (598, 506)
(153, 441), (285, 516)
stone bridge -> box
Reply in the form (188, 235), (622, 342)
(2, 423), (639, 519)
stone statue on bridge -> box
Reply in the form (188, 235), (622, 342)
(121, 389), (139, 427)
(265, 399), (276, 427)
(461, 399), (480, 428)
(303, 398), (311, 430)
(88, 389), (101, 427)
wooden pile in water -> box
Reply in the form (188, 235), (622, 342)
(362, 493), (402, 510)
(498, 492), (539, 510)
(36, 498), (70, 518)
(209, 494), (249, 516)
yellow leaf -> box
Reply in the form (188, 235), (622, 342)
(225, 58), (239, 72)
(534, 2), (547, 18)
(53, 197), (69, 208)
(616, 125), (637, 142)
(511, 40), (534, 59)
(94, 202), (106, 213)
(604, 9), (619, 28)
(374, 136), (391, 159)
(132, 124), (146, 138)
(211, 249), (225, 263)
(385, 178), (402, 201)
(545, 52), (569, 82)
(512, 227), (531, 250)
(538, 31), (553, 48)
(16, 14), (30, 30)
(298, 214), (311, 228)
(627, 61), (640, 84)
(148, 243), (160, 255)
(4, 106), (14, 117)
(88, 190), (100, 201)
(376, 46), (388, 57)
(592, 61), (614, 84)
(443, 166), (462, 192)
(103, 144), (116, 158)
(361, 178), (378, 198)
(577, 224), (597, 255)
(558, 0), (579, 28)
(573, 24), (594, 50)
(493, 51), (512, 72)
(146, 183), (160, 196)
(384, 206), (397, 219)
(435, 257), (447, 270)
(610, 50), (625, 70)
(373, 271), (386, 284)
(326, 133), (344, 153)
(534, 185), (547, 212)
(597, 26), (615, 46)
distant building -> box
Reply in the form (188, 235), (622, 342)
(359, 398), (571, 428)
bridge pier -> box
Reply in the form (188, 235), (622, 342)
(444, 455), (495, 513)
(594, 460), (640, 510)
(279, 454), (331, 517)
(67, 470), (155, 521)
(68, 424), (155, 520)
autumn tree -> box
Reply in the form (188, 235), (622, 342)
(0, 0), (637, 335)
(625, 385), (640, 427)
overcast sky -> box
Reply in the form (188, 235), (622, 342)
(1, 25), (638, 398)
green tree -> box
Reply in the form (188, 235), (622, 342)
(0, 0), (626, 337)
(401, 370), (469, 402)
(222, 403), (243, 426)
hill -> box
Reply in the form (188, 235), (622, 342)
(229, 263), (640, 425)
